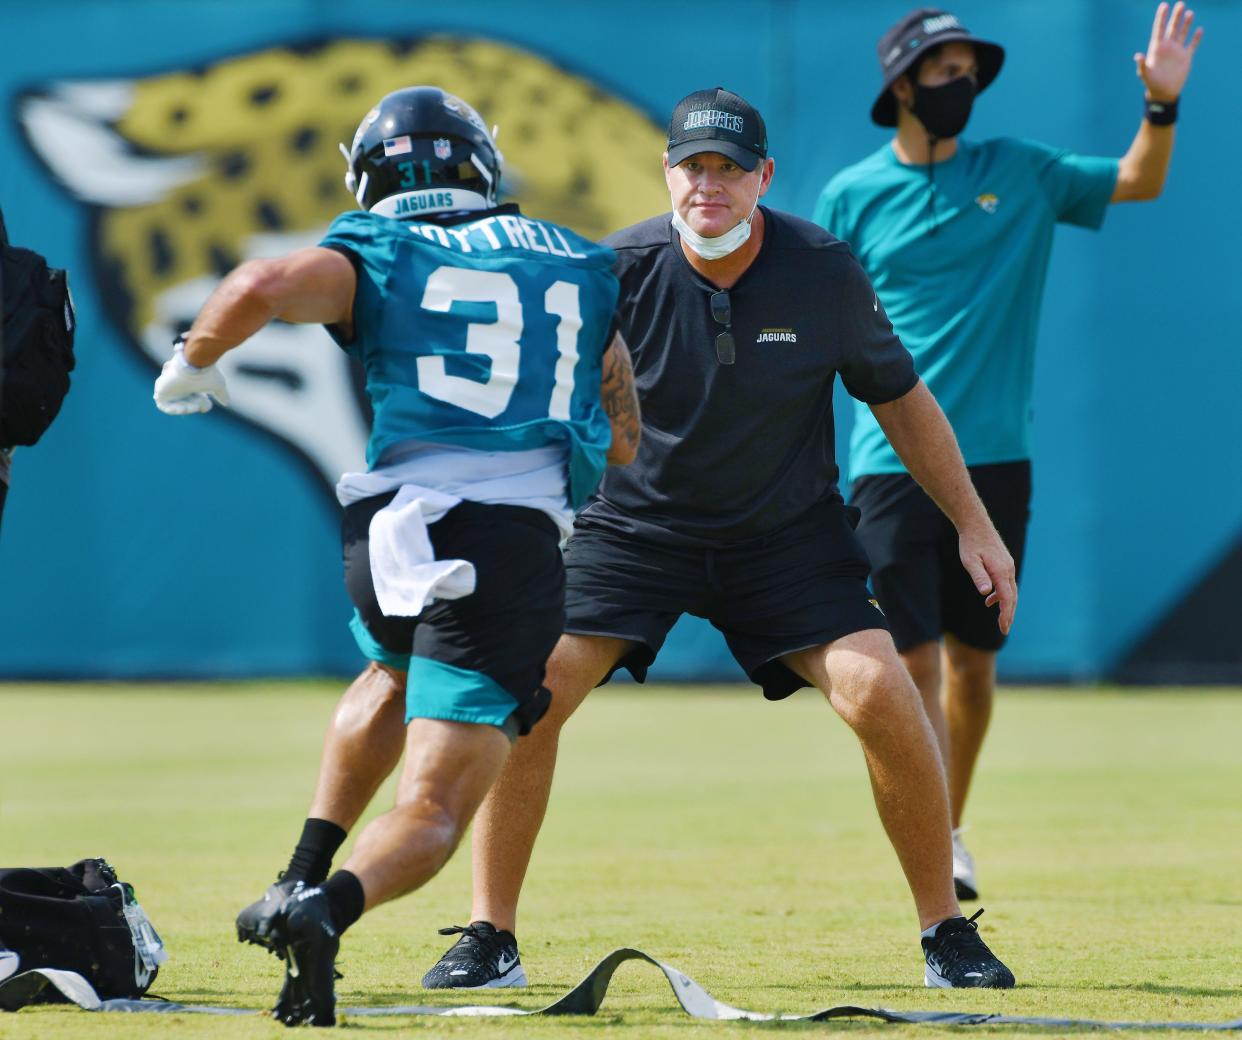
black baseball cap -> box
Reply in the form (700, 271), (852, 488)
(666, 87), (768, 171)
(871, 8), (1004, 127)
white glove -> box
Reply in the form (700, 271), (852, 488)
(153, 340), (230, 415)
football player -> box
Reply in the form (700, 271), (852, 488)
(154, 85), (639, 1025)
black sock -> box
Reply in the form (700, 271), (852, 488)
(320, 870), (365, 933)
(284, 818), (347, 885)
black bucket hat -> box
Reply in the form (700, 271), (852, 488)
(871, 8), (1004, 127)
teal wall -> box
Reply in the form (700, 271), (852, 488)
(1, 1), (1238, 681)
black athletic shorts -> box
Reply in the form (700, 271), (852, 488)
(342, 494), (564, 735)
(850, 461), (1031, 654)
(563, 498), (889, 700)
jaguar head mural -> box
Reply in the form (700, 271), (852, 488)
(17, 36), (668, 493)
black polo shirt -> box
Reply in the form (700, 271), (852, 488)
(582, 207), (917, 546)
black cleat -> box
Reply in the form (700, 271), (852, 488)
(270, 886), (340, 1027)
(271, 963), (306, 1025)
(236, 876), (304, 951)
(922, 909), (1015, 989)
(421, 922), (526, 989)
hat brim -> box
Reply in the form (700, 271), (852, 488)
(666, 138), (763, 171)
(871, 36), (1004, 127)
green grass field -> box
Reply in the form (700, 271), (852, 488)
(1, 682), (1240, 1038)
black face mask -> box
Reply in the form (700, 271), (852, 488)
(910, 75), (976, 140)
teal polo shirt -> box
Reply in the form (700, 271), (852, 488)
(813, 137), (1118, 479)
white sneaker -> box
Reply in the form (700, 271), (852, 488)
(952, 827), (978, 901)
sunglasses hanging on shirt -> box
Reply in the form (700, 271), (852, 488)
(710, 290), (736, 365)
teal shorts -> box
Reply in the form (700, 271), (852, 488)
(343, 496), (563, 735)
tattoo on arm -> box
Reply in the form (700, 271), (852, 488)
(601, 332), (641, 462)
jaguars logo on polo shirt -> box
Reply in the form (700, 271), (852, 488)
(15, 37), (667, 499)
(757, 327), (798, 344)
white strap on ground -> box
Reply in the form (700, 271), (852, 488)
(3, 950), (1240, 1031)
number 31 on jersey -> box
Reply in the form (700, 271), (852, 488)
(417, 266), (584, 421)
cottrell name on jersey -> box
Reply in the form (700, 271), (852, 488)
(399, 209), (589, 259)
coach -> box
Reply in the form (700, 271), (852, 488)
(425, 87), (1017, 990)
(814, 4), (1202, 901)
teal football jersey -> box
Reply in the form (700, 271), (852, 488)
(320, 207), (619, 509)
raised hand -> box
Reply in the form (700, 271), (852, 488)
(1135, 1), (1203, 102)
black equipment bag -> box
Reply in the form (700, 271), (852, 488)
(0, 858), (159, 1000)
(0, 208), (77, 447)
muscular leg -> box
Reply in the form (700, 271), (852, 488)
(308, 662), (408, 830)
(900, 640), (948, 768)
(784, 629), (958, 930)
(264, 720), (512, 1027)
(236, 663), (410, 945)
(342, 719), (512, 910)
(941, 635), (997, 829)
(468, 634), (631, 932)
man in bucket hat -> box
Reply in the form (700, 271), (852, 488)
(814, 5), (1202, 901)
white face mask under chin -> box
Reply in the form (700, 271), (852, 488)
(671, 186), (761, 260)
